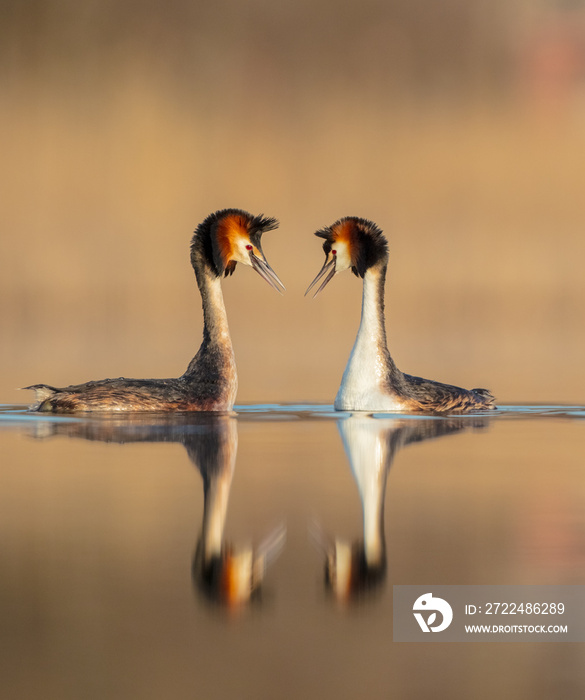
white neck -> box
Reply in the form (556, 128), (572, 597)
(334, 266), (402, 411)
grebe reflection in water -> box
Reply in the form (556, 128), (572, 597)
(312, 415), (488, 604)
(24, 414), (285, 610)
(187, 416), (285, 609)
(25, 209), (284, 413)
(306, 217), (496, 413)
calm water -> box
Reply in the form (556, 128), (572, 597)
(0, 404), (584, 699)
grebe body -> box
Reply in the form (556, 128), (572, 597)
(25, 209), (283, 413)
(307, 217), (495, 414)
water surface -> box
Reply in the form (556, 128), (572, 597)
(0, 404), (584, 699)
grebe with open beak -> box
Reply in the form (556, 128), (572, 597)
(306, 217), (495, 413)
(25, 208), (284, 412)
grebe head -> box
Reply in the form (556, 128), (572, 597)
(194, 523), (285, 611)
(311, 521), (387, 604)
(305, 216), (388, 297)
(192, 208), (285, 293)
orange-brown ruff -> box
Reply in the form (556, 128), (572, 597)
(306, 217), (496, 414)
(24, 208), (283, 413)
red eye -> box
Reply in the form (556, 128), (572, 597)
(246, 245), (253, 251)
(332, 249), (337, 255)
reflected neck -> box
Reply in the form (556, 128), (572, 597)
(342, 418), (391, 567)
(201, 464), (235, 561)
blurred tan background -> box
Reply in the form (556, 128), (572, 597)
(1, 0), (584, 406)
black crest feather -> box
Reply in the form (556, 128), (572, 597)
(314, 216), (388, 278)
(191, 208), (279, 277)
(248, 213), (279, 260)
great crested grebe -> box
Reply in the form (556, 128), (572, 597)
(24, 208), (284, 413)
(306, 217), (496, 413)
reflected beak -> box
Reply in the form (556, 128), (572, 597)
(250, 253), (286, 294)
(305, 257), (336, 298)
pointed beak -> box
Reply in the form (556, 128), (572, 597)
(250, 252), (286, 294)
(305, 257), (336, 298)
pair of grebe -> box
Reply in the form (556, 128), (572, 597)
(25, 209), (495, 414)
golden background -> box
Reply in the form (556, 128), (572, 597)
(2, 1), (584, 406)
